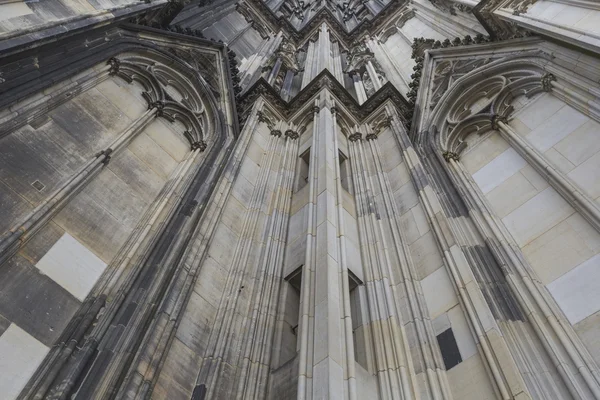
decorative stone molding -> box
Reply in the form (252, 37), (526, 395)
(365, 133), (377, 140)
(442, 150), (459, 162)
(107, 57), (121, 75)
(413, 46), (600, 399)
(285, 129), (299, 139)
(271, 129), (283, 137)
(191, 139), (208, 151)
(239, 70), (410, 123)
(490, 113), (508, 130)
(348, 132), (362, 141)
(541, 72), (556, 91)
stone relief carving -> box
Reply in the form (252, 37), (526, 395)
(429, 57), (496, 109)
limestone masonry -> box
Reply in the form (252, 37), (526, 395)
(1, 0), (600, 398)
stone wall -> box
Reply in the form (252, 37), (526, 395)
(462, 91), (600, 367)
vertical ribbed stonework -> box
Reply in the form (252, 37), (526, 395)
(347, 130), (417, 399)
(196, 109), (285, 398)
(297, 93), (356, 400)
(362, 115), (453, 399)
(235, 126), (300, 399)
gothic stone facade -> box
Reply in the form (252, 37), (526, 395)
(1, 0), (600, 399)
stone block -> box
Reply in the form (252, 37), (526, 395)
(0, 324), (49, 400)
(462, 132), (510, 175)
(568, 150), (600, 199)
(547, 252), (600, 324)
(472, 147), (526, 194)
(554, 119), (600, 167)
(35, 232), (107, 301)
(409, 231), (444, 280)
(421, 266), (458, 319)
(447, 353), (495, 399)
(526, 103), (588, 152)
(502, 187), (574, 247)
(523, 214), (599, 284)
(486, 171), (539, 219)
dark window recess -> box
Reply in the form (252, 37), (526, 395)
(191, 384), (207, 400)
(31, 180), (45, 192)
(436, 328), (462, 370)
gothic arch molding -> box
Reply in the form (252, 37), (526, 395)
(413, 52), (600, 399)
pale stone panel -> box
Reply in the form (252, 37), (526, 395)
(447, 353), (496, 399)
(523, 213), (600, 284)
(355, 362), (379, 399)
(447, 305), (478, 360)
(526, 1), (600, 35)
(401, 17), (446, 42)
(472, 147), (527, 194)
(547, 253), (600, 324)
(0, 2), (32, 21)
(502, 187), (574, 247)
(511, 92), (564, 131)
(410, 230), (445, 280)
(0, 324), (49, 400)
(383, 33), (415, 81)
(543, 148), (575, 174)
(485, 171), (539, 218)
(525, 103), (588, 152)
(574, 312), (600, 366)
(36, 233), (107, 301)
(554, 120), (600, 167)
(567, 151), (600, 200)
(432, 313), (451, 335)
(462, 132), (510, 174)
(421, 266), (458, 319)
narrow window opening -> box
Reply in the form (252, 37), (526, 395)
(348, 270), (368, 370)
(296, 149), (310, 192)
(436, 328), (462, 370)
(338, 150), (351, 194)
(278, 265), (303, 366)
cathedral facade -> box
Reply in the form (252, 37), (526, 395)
(1, 0), (600, 399)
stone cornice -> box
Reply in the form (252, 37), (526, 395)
(241, 0), (408, 48)
(238, 68), (410, 123)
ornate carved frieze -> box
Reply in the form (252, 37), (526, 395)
(429, 57), (496, 110)
(238, 0), (407, 49)
(239, 69), (410, 124)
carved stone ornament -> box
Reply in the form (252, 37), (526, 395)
(349, 132), (362, 141)
(271, 129), (283, 137)
(344, 41), (374, 74)
(490, 114), (508, 130)
(285, 129), (300, 139)
(541, 72), (556, 92)
(365, 133), (377, 141)
(191, 139), (208, 151)
(442, 150), (460, 162)
(107, 57), (121, 75)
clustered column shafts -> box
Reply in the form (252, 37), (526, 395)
(297, 102), (320, 400)
(347, 130), (416, 399)
(235, 125), (300, 399)
(385, 107), (526, 400)
(331, 106), (358, 400)
(445, 147), (600, 399)
(195, 109), (290, 398)
(364, 125), (453, 399)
